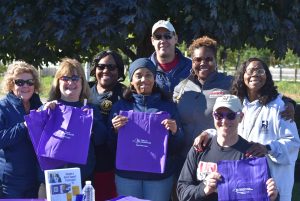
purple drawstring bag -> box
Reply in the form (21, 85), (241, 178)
(116, 110), (170, 173)
(37, 104), (93, 164)
(217, 157), (270, 201)
(25, 109), (67, 170)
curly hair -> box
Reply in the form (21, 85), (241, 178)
(48, 58), (91, 103)
(188, 36), (217, 58)
(90, 50), (125, 82)
(1, 60), (41, 93)
(230, 58), (278, 105)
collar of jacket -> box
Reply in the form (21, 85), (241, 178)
(190, 71), (220, 86)
(7, 92), (42, 107)
(150, 48), (186, 72)
(132, 93), (161, 106)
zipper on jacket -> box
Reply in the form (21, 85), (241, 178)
(142, 96), (147, 112)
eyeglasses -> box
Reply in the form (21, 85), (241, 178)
(192, 57), (214, 63)
(245, 68), (265, 76)
(96, 64), (117, 71)
(213, 111), (239, 121)
(152, 33), (173, 40)
(14, 79), (35, 87)
(60, 75), (81, 82)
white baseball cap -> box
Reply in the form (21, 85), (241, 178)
(152, 20), (176, 35)
(213, 95), (242, 113)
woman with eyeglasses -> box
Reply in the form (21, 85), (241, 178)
(89, 50), (126, 201)
(0, 61), (42, 198)
(108, 58), (184, 201)
(39, 58), (107, 194)
(230, 58), (300, 201)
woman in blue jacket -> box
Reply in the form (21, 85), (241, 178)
(109, 58), (184, 201)
(41, 58), (108, 188)
(0, 61), (42, 198)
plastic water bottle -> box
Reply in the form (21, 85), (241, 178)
(82, 180), (95, 201)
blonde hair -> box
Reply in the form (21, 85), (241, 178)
(48, 58), (90, 102)
(1, 60), (41, 93)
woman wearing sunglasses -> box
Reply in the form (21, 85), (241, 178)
(89, 50), (126, 201)
(230, 58), (300, 201)
(39, 58), (107, 196)
(0, 61), (42, 198)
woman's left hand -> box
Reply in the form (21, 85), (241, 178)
(161, 119), (177, 135)
(246, 142), (268, 157)
(280, 102), (295, 122)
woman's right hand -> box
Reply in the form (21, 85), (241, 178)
(112, 115), (128, 133)
(193, 131), (211, 152)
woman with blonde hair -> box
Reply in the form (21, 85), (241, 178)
(42, 58), (107, 186)
(0, 61), (42, 198)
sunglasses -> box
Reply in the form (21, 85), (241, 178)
(192, 56), (214, 63)
(60, 75), (81, 82)
(152, 33), (173, 40)
(96, 64), (117, 71)
(14, 79), (35, 87)
(245, 68), (265, 76)
(213, 111), (239, 121)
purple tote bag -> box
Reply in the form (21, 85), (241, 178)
(25, 109), (68, 170)
(37, 104), (93, 164)
(217, 157), (270, 201)
(116, 110), (170, 173)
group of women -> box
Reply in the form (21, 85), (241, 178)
(0, 35), (299, 201)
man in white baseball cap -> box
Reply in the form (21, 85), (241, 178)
(151, 20), (176, 35)
(213, 94), (242, 113)
(149, 20), (191, 94)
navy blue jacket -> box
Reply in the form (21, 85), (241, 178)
(109, 93), (184, 180)
(150, 48), (192, 93)
(0, 92), (42, 198)
(90, 82), (126, 172)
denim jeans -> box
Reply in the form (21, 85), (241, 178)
(115, 174), (174, 201)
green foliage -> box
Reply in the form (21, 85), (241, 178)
(1, 0), (300, 67)
(40, 76), (54, 99)
(0, 63), (7, 74)
(275, 81), (300, 102)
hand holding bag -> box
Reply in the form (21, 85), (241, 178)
(217, 157), (270, 201)
(25, 109), (67, 170)
(116, 110), (170, 173)
(37, 104), (93, 164)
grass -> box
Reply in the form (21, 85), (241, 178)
(40, 76), (54, 98)
(275, 81), (300, 103)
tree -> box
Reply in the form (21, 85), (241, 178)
(0, 0), (300, 67)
